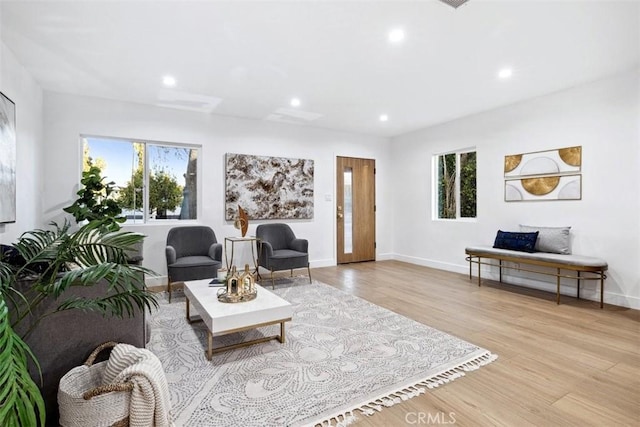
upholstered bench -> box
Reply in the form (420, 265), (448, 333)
(465, 226), (608, 308)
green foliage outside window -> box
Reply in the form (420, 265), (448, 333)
(83, 139), (197, 221)
(460, 152), (477, 218)
(438, 153), (457, 219)
(147, 170), (184, 218)
(437, 150), (476, 219)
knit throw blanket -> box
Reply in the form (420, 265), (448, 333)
(104, 343), (173, 427)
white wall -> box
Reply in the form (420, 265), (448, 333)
(391, 69), (640, 309)
(43, 92), (391, 283)
(8, 29), (637, 308)
(0, 41), (43, 244)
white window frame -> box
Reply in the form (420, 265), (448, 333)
(432, 147), (477, 221)
(80, 134), (202, 225)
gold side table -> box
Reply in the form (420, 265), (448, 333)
(224, 236), (260, 274)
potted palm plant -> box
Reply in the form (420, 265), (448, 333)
(63, 165), (126, 232)
(63, 165), (143, 263)
(0, 219), (158, 426)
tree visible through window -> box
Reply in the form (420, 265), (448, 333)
(82, 136), (199, 222)
(436, 149), (476, 219)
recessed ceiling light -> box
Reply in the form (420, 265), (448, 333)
(498, 68), (513, 79)
(379, 114), (389, 122)
(388, 28), (405, 43)
(163, 75), (176, 87)
(290, 98), (301, 107)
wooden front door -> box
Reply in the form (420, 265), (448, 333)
(336, 156), (376, 264)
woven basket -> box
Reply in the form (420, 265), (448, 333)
(58, 342), (134, 427)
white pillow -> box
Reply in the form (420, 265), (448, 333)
(519, 225), (571, 254)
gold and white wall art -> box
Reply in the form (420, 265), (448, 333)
(504, 146), (582, 202)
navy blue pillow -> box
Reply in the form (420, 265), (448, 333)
(0, 244), (24, 266)
(493, 230), (539, 253)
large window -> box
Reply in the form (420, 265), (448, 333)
(82, 136), (199, 222)
(434, 149), (476, 219)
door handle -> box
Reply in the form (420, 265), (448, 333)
(337, 205), (343, 219)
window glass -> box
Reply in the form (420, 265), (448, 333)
(82, 136), (199, 223)
(435, 150), (476, 220)
(343, 167), (353, 254)
(437, 153), (457, 219)
(460, 151), (477, 218)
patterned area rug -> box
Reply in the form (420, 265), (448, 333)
(147, 279), (496, 426)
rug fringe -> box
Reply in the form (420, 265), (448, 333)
(316, 410), (358, 427)
(311, 351), (498, 427)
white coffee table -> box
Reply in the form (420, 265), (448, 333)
(183, 279), (293, 360)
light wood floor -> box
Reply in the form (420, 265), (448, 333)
(308, 260), (639, 427)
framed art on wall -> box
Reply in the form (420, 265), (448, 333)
(505, 174), (582, 201)
(504, 146), (582, 202)
(0, 91), (16, 223)
(225, 153), (314, 220)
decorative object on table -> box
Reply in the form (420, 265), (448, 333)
(504, 146), (582, 201)
(58, 342), (132, 427)
(217, 268), (228, 282)
(225, 153), (314, 220)
(217, 265), (257, 303)
(0, 90), (16, 223)
(233, 205), (249, 237)
(240, 264), (256, 294)
(148, 278), (496, 426)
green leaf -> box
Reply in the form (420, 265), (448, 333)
(0, 299), (45, 427)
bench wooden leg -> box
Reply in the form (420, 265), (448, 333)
(477, 257), (481, 287)
(600, 273), (604, 309)
(499, 260), (503, 283)
(577, 271), (581, 300)
(556, 268), (561, 305)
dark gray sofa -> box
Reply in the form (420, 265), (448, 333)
(12, 278), (147, 426)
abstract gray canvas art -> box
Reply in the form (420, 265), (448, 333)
(225, 153), (314, 220)
(0, 92), (16, 223)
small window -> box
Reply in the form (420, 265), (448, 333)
(82, 136), (199, 223)
(434, 149), (476, 219)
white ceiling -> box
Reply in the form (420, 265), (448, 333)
(1, 0), (638, 138)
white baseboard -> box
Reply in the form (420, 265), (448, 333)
(310, 258), (336, 269)
(148, 259), (336, 287)
(391, 253), (640, 310)
(146, 275), (167, 287)
(148, 254), (639, 309)
(376, 252), (394, 261)
(393, 254), (469, 276)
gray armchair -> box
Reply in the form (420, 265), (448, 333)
(256, 223), (311, 288)
(166, 226), (222, 302)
